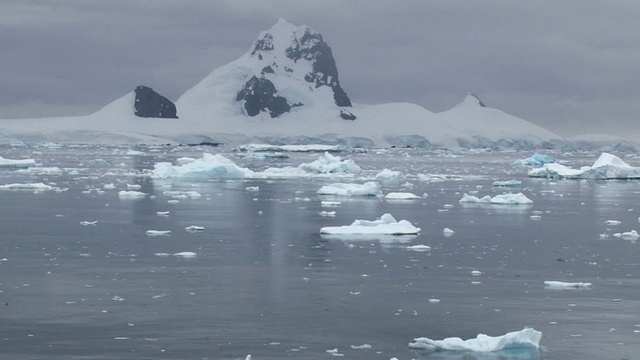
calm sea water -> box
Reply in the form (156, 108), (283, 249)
(0, 145), (638, 359)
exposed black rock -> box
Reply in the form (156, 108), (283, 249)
(340, 109), (356, 120)
(469, 93), (486, 107)
(133, 86), (178, 118)
(236, 76), (291, 118)
(286, 29), (352, 107)
(251, 33), (274, 55)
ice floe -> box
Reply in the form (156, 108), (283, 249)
(185, 225), (205, 232)
(544, 281), (592, 289)
(528, 152), (640, 179)
(146, 230), (171, 236)
(262, 152), (361, 176)
(0, 182), (64, 192)
(385, 192), (421, 200)
(443, 228), (455, 237)
(118, 190), (146, 198)
(459, 193), (533, 205)
(152, 153), (253, 179)
(613, 230), (639, 241)
(317, 182), (382, 197)
(173, 252), (197, 258)
(409, 328), (542, 352)
(407, 245), (431, 251)
(0, 155), (36, 168)
(320, 213), (420, 235)
(492, 180), (522, 187)
(375, 168), (406, 182)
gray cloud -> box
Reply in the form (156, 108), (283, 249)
(2, 0), (640, 139)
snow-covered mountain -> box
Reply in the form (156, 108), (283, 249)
(0, 18), (633, 150)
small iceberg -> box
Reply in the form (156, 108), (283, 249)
(320, 213), (420, 236)
(409, 328), (542, 353)
(544, 281), (592, 289)
(152, 153), (253, 179)
(317, 182), (382, 197)
(375, 168), (406, 182)
(513, 153), (556, 167)
(385, 192), (421, 200)
(528, 152), (640, 179)
(459, 193), (533, 205)
(492, 180), (522, 187)
(261, 152), (361, 176)
(0, 156), (36, 168)
(146, 230), (171, 236)
(118, 190), (146, 198)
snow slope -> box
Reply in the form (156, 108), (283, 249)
(0, 19), (607, 149)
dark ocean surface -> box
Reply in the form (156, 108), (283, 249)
(0, 145), (638, 359)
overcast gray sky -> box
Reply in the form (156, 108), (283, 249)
(2, 1), (640, 140)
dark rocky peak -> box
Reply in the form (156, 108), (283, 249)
(468, 93), (486, 107)
(134, 86), (178, 118)
(251, 33), (274, 56)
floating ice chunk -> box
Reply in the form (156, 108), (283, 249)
(0, 156), (36, 168)
(529, 152), (640, 179)
(613, 230), (640, 240)
(321, 213), (420, 235)
(146, 230), (171, 236)
(238, 144), (341, 152)
(157, 211), (170, 216)
(350, 344), (372, 349)
(428, 298), (440, 303)
(296, 152), (361, 174)
(544, 281), (592, 289)
(80, 221), (98, 226)
(103, 183), (116, 190)
(173, 252), (197, 258)
(409, 328), (542, 352)
(185, 226), (205, 232)
(319, 211), (336, 217)
(385, 192), (421, 200)
(530, 215), (542, 220)
(407, 245), (431, 251)
(154, 253), (171, 257)
(118, 190), (145, 198)
(317, 182), (382, 197)
(245, 186), (259, 192)
(471, 270), (482, 276)
(321, 201), (342, 207)
(163, 190), (201, 199)
(492, 180), (522, 187)
(459, 193), (533, 205)
(152, 153), (254, 179)
(125, 149), (144, 156)
(513, 153), (556, 167)
(0, 182), (58, 191)
(443, 228), (455, 237)
(126, 184), (142, 190)
(325, 348), (343, 356)
(176, 157), (197, 165)
(375, 169), (406, 182)
(605, 220), (621, 226)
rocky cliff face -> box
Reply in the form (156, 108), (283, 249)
(134, 86), (178, 118)
(236, 18), (354, 119)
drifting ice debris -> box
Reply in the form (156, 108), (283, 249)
(80, 221), (98, 226)
(375, 169), (406, 182)
(153, 153), (253, 179)
(613, 230), (639, 240)
(317, 182), (382, 197)
(0, 182), (60, 191)
(385, 192), (421, 200)
(407, 245), (431, 252)
(185, 225), (205, 232)
(173, 252), (197, 258)
(409, 328), (542, 352)
(544, 281), (592, 289)
(146, 230), (171, 236)
(350, 344), (372, 349)
(459, 193), (533, 205)
(528, 152), (640, 179)
(0, 155), (36, 168)
(492, 180), (522, 187)
(118, 190), (146, 198)
(321, 201), (342, 207)
(605, 220), (621, 226)
(443, 228), (455, 237)
(319, 211), (336, 217)
(320, 213), (420, 235)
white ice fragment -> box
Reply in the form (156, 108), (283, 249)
(409, 328), (542, 352)
(0, 156), (36, 168)
(375, 169), (406, 182)
(185, 226), (205, 232)
(605, 220), (621, 226)
(320, 213), (420, 235)
(173, 252), (197, 258)
(443, 228), (455, 237)
(146, 230), (171, 236)
(528, 152), (640, 179)
(407, 245), (431, 252)
(157, 211), (170, 216)
(459, 193), (533, 205)
(318, 182), (382, 197)
(126, 184), (142, 190)
(103, 183), (116, 190)
(154, 253), (171, 257)
(544, 281), (592, 289)
(350, 344), (372, 349)
(319, 211), (336, 217)
(80, 221), (98, 226)
(428, 298), (441, 303)
(530, 215), (542, 220)
(471, 270), (482, 276)
(245, 186), (259, 192)
(492, 180), (522, 187)
(385, 192), (421, 200)
(118, 190), (146, 198)
(321, 201), (342, 207)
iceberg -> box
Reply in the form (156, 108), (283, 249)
(492, 180), (522, 187)
(409, 328), (542, 353)
(513, 153), (556, 167)
(262, 152), (361, 176)
(528, 152), (640, 179)
(375, 169), (406, 182)
(317, 182), (382, 197)
(0, 156), (36, 168)
(320, 213), (420, 235)
(385, 192), (421, 200)
(152, 153), (254, 179)
(544, 281), (592, 289)
(459, 193), (533, 205)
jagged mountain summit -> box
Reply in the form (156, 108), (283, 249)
(177, 18), (356, 122)
(0, 18), (629, 149)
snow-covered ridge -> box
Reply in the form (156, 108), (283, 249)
(0, 19), (635, 150)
